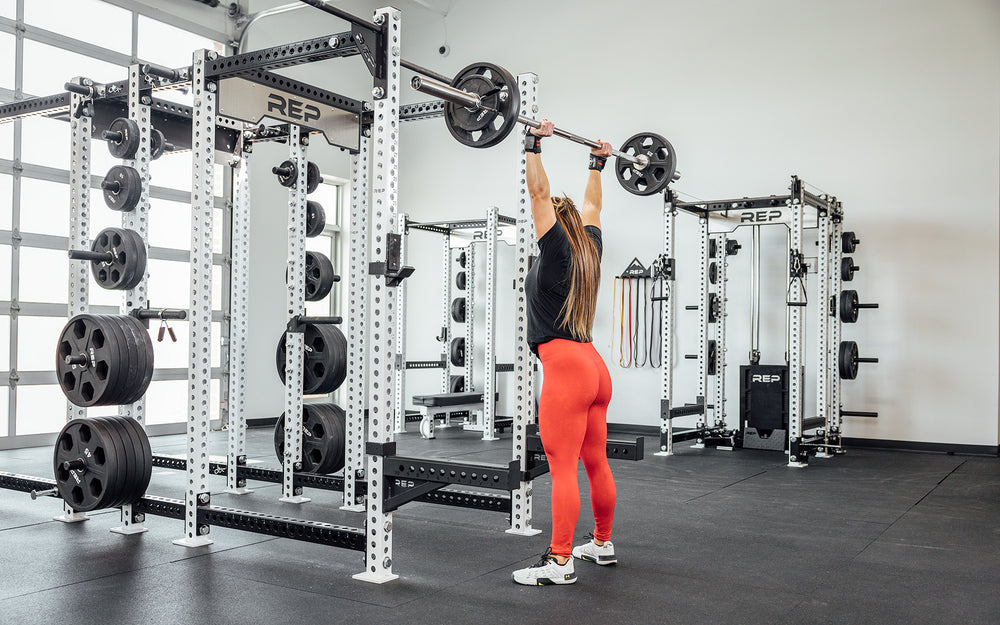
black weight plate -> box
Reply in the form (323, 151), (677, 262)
(445, 62), (520, 149)
(53, 419), (116, 512)
(456, 271), (467, 291)
(275, 160), (296, 188)
(304, 251), (335, 301)
(119, 229), (147, 292)
(150, 128), (166, 160)
(709, 262), (718, 285)
(457, 250), (466, 268)
(615, 132), (676, 196)
(707, 340), (717, 376)
(276, 323), (348, 395)
(106, 117), (140, 159)
(274, 404), (333, 473)
(117, 316), (154, 405)
(841, 257), (856, 282)
(309, 403), (342, 474)
(86, 315), (126, 406)
(306, 161), (322, 194)
(451, 297), (466, 323)
(450, 336), (465, 367)
(322, 403), (347, 473)
(709, 239), (717, 259)
(840, 289), (859, 323)
(116, 416), (152, 504)
(839, 340), (859, 380)
(103, 165), (142, 212)
(101, 315), (139, 406)
(306, 200), (326, 237)
(842, 231), (859, 253)
(85, 417), (127, 510)
(90, 228), (126, 290)
(107, 228), (137, 292)
(56, 315), (114, 406)
(316, 324), (348, 393)
(449, 375), (465, 393)
(91, 416), (133, 508)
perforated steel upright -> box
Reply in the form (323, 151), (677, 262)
(226, 144), (252, 495)
(57, 83), (92, 524)
(786, 187), (806, 468)
(352, 6), (400, 584)
(827, 213), (845, 441)
(174, 49), (217, 548)
(506, 72), (540, 537)
(814, 204), (831, 447)
(393, 213), (408, 433)
(692, 216), (710, 445)
(342, 127), (369, 512)
(464, 241), (476, 390)
(713, 234), (729, 430)
(439, 235), (452, 393)
(114, 64), (152, 535)
(280, 124), (310, 504)
(656, 196), (677, 456)
(480, 206), (499, 440)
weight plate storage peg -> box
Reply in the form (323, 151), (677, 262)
(451, 297), (466, 323)
(842, 231), (860, 254)
(615, 132), (677, 196)
(839, 340), (879, 380)
(273, 403), (346, 474)
(444, 62), (520, 149)
(89, 227), (146, 290)
(53, 416), (152, 512)
(56, 314), (154, 407)
(841, 257), (859, 282)
(306, 200), (327, 237)
(103, 117), (140, 159)
(839, 289), (879, 323)
(275, 323), (348, 394)
(102, 165), (142, 212)
(450, 337), (466, 367)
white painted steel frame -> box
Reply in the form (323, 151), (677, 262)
(479, 206), (499, 440)
(440, 235), (452, 394)
(280, 125), (309, 504)
(393, 213), (408, 433)
(713, 234), (729, 429)
(464, 241), (476, 391)
(656, 197), (676, 456)
(226, 145), (252, 495)
(786, 193), (806, 467)
(506, 72), (540, 537)
(174, 49), (216, 547)
(353, 6), (401, 584)
(828, 216), (845, 441)
(814, 208), (831, 438)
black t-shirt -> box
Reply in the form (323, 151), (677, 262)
(526, 221), (603, 354)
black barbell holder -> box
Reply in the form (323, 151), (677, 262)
(64, 82), (96, 97)
(68, 250), (115, 263)
(102, 129), (125, 143)
(841, 410), (879, 418)
(142, 62), (181, 81)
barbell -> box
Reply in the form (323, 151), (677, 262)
(411, 64), (680, 197)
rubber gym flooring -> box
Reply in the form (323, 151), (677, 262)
(0, 425), (997, 625)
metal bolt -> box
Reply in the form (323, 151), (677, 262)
(531, 105), (539, 114)
(243, 130), (254, 139)
(531, 76), (539, 84)
(197, 493), (210, 504)
(237, 479), (246, 488)
(374, 14), (385, 24)
(207, 82), (217, 93)
(198, 524), (210, 535)
(228, 158), (241, 168)
(383, 557), (392, 569)
(328, 36), (339, 48)
(294, 486), (303, 496)
(140, 95), (152, 105)
(391, 46), (400, 57)
(363, 101), (372, 111)
(208, 51), (218, 61)
(193, 98), (201, 107)
(384, 520), (392, 533)
(83, 78), (94, 86)
(372, 86), (385, 99)
(301, 136), (309, 146)
(354, 33), (364, 43)
(293, 462), (303, 471)
(790, 455), (798, 462)
(133, 513), (145, 523)
(362, 127), (372, 137)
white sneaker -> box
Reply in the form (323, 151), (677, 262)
(512, 549), (577, 586)
(572, 534), (617, 566)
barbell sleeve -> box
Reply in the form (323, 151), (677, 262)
(68, 250), (115, 263)
(856, 357), (879, 363)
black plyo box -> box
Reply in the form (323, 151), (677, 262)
(740, 365), (789, 432)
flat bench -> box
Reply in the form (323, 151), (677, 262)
(410, 392), (503, 439)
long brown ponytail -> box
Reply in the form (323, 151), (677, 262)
(552, 196), (601, 342)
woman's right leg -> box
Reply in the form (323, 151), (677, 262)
(580, 344), (615, 543)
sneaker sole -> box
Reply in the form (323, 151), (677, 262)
(512, 574), (578, 586)
(577, 553), (617, 566)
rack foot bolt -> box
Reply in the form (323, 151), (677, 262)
(173, 536), (213, 548)
(279, 495), (311, 504)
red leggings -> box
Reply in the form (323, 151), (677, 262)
(537, 339), (616, 557)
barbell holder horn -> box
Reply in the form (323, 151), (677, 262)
(142, 62), (181, 81)
(69, 249), (115, 263)
(64, 82), (95, 97)
(411, 75), (681, 181)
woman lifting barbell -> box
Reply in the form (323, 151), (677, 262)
(511, 120), (618, 586)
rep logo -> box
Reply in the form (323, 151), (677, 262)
(752, 374), (782, 383)
(740, 210), (783, 223)
(267, 93), (321, 123)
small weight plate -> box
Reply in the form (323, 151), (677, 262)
(839, 340), (859, 380)
(456, 271), (467, 291)
(304, 251), (335, 301)
(150, 128), (167, 160)
(306, 161), (322, 194)
(840, 289), (859, 323)
(842, 231), (859, 253)
(105, 117), (140, 159)
(450, 337), (466, 367)
(451, 297), (466, 323)
(445, 62), (520, 149)
(709, 262), (718, 285)
(615, 132), (676, 196)
(457, 250), (467, 268)
(306, 200), (326, 237)
(275, 160), (297, 188)
(53, 419), (116, 512)
(449, 375), (465, 393)
(841, 257), (856, 282)
(103, 165), (142, 212)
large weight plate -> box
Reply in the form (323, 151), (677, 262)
(306, 161), (322, 194)
(451, 297), (466, 323)
(273, 403), (345, 474)
(839, 340), (859, 380)
(842, 231), (859, 253)
(449, 375), (465, 393)
(306, 200), (326, 237)
(456, 271), (467, 291)
(276, 323), (348, 395)
(56, 315), (117, 406)
(91, 416), (133, 508)
(96, 315), (136, 406)
(304, 251), (335, 301)
(840, 289), (859, 323)
(116, 416), (153, 504)
(445, 62), (520, 149)
(105, 117), (140, 159)
(53, 418), (118, 512)
(450, 337), (466, 367)
(615, 132), (676, 196)
(103, 165), (142, 212)
(314, 403), (346, 473)
(117, 315), (154, 405)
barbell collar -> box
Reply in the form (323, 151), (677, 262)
(69, 249), (115, 263)
(857, 357), (879, 363)
(272, 165), (294, 177)
(62, 458), (87, 471)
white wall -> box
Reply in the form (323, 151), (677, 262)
(242, 0), (999, 446)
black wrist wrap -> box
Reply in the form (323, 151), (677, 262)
(524, 133), (542, 154)
(589, 154), (607, 171)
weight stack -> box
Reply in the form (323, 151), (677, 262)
(739, 365), (790, 451)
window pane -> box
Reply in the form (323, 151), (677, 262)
(149, 320), (221, 369)
(0, 314), (9, 371)
(0, 0), (14, 18)
(19, 178), (69, 237)
(0, 32), (14, 91)
(23, 40), (125, 97)
(148, 198), (191, 250)
(143, 379), (185, 425)
(0, 387), (7, 436)
(214, 208), (223, 255)
(17, 315), (65, 371)
(152, 151), (190, 192)
(0, 173), (12, 230)
(0, 244), (10, 300)
(19, 246), (68, 303)
(138, 16), (226, 69)
(24, 0), (132, 56)
(146, 259), (189, 309)
(14, 385), (65, 435)
(0, 120), (12, 160)
(21, 115), (69, 170)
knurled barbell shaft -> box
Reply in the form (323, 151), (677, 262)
(411, 75), (644, 165)
(68, 250), (115, 263)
